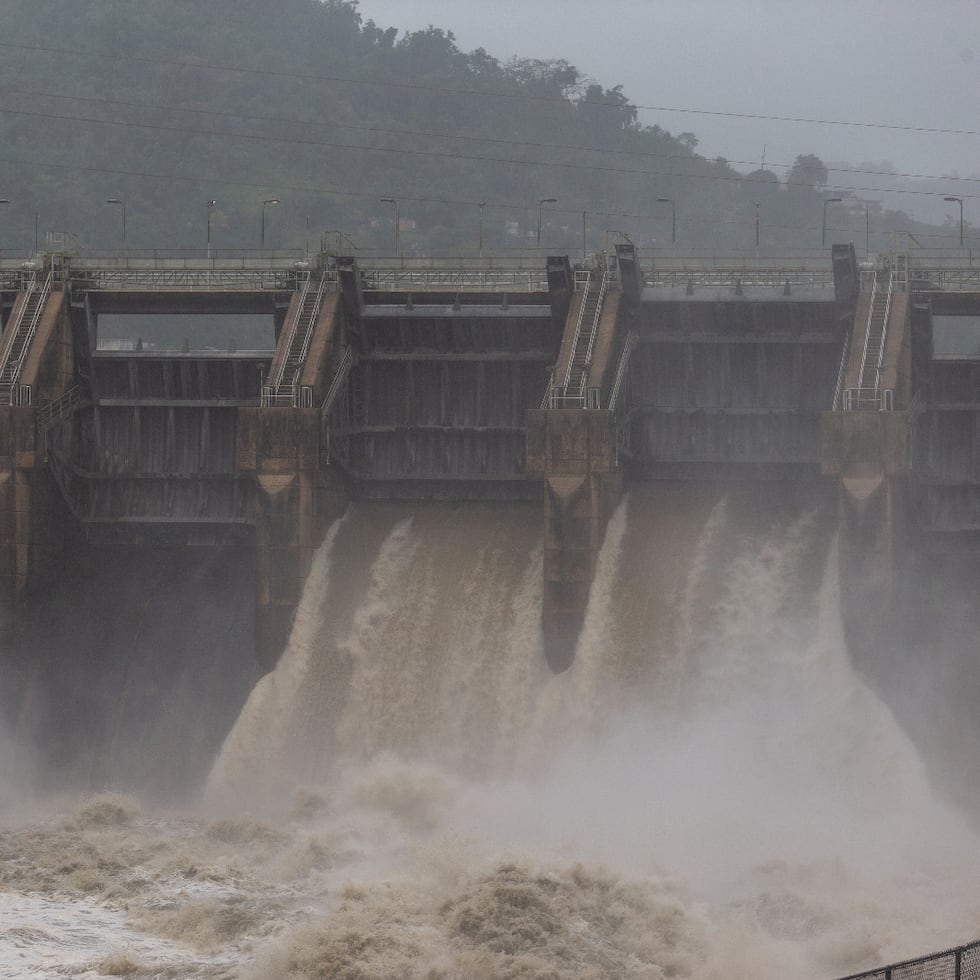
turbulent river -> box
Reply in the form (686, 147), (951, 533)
(1, 486), (979, 978)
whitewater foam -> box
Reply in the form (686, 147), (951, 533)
(3, 488), (980, 978)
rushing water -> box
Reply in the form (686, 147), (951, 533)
(2, 488), (979, 978)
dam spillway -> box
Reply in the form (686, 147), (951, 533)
(1, 246), (980, 977)
(0, 244), (978, 674)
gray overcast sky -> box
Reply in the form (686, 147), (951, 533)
(356, 0), (979, 213)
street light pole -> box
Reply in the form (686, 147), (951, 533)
(381, 197), (400, 254)
(944, 196), (964, 252)
(206, 199), (217, 259)
(537, 197), (557, 251)
(822, 197), (842, 249)
(656, 197), (676, 254)
(478, 201), (486, 257)
(261, 198), (280, 253)
(0, 199), (8, 261)
(106, 199), (126, 252)
(582, 210), (589, 261)
(754, 202), (760, 257)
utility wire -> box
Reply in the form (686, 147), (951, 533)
(0, 105), (974, 203)
(0, 38), (978, 139)
(0, 153), (968, 244)
(5, 84), (978, 187)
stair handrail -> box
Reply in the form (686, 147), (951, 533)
(832, 326), (851, 411)
(5, 271), (53, 392)
(37, 383), (85, 428)
(872, 271), (893, 404)
(0, 270), (37, 373)
(36, 383), (88, 451)
(855, 271), (879, 402)
(580, 269), (609, 389)
(540, 371), (555, 410)
(268, 273), (312, 391)
(320, 346), (354, 418)
(294, 272), (328, 370)
(607, 330), (635, 411)
(561, 273), (591, 391)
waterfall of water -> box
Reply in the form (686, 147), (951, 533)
(3, 490), (979, 978)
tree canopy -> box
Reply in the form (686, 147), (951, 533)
(0, 0), (942, 256)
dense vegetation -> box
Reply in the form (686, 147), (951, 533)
(0, 0), (953, 257)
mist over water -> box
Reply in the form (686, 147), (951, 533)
(0, 542), (258, 801)
(2, 488), (979, 977)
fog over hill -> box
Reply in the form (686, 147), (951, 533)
(360, 0), (980, 219)
(0, 0), (973, 256)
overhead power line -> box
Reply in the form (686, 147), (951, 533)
(0, 153), (972, 245)
(5, 84), (979, 188)
(0, 39), (978, 140)
(0, 105), (974, 203)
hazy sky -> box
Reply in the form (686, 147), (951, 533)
(356, 0), (979, 201)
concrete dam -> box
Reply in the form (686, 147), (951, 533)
(1, 242), (978, 677)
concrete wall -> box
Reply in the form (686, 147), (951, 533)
(526, 408), (622, 672)
(298, 291), (344, 394)
(821, 283), (914, 661)
(237, 407), (346, 670)
(0, 288), (75, 599)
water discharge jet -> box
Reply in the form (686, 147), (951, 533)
(2, 486), (980, 975)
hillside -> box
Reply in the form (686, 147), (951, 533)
(0, 0), (953, 257)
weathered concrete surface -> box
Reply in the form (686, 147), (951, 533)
(23, 288), (82, 401)
(842, 291), (910, 399)
(298, 291), (344, 393)
(237, 407), (346, 670)
(0, 408), (37, 598)
(0, 288), (75, 599)
(821, 282), (913, 664)
(527, 408), (622, 672)
(588, 290), (622, 401)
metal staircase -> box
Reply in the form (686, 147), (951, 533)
(844, 269), (894, 411)
(0, 272), (54, 407)
(262, 272), (327, 406)
(550, 269), (609, 408)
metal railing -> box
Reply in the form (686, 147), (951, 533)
(832, 328), (851, 412)
(260, 384), (313, 408)
(37, 384), (84, 426)
(608, 331), (635, 411)
(842, 387), (895, 411)
(840, 270), (896, 413)
(4, 384), (32, 406)
(36, 384), (87, 448)
(548, 389), (595, 409)
(0, 271), (37, 370)
(0, 271), (53, 398)
(294, 273), (328, 370)
(835, 937), (980, 980)
(360, 267), (551, 292)
(645, 269), (837, 289)
(72, 266), (316, 292)
(266, 274), (313, 393)
(320, 347), (354, 419)
(582, 269), (609, 372)
(863, 270), (893, 399)
(561, 274), (591, 392)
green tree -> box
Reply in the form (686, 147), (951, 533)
(787, 153), (829, 192)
